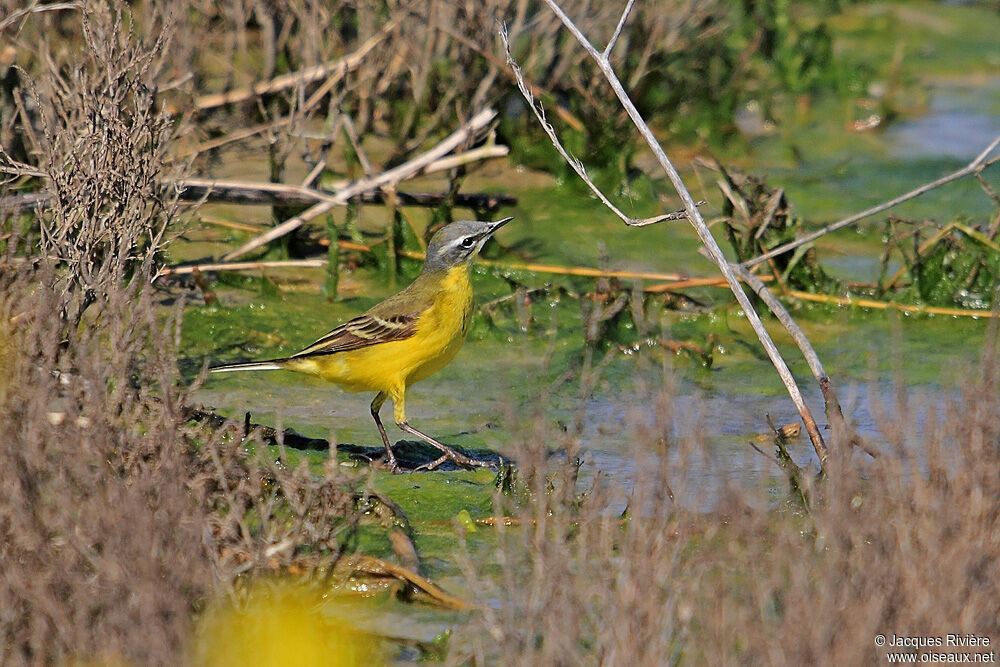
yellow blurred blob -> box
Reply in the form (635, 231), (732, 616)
(193, 579), (385, 667)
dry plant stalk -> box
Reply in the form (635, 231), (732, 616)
(0, 257), (205, 664)
(744, 136), (1000, 269)
(502, 0), (829, 466)
(454, 334), (1000, 664)
(0, 5), (368, 662)
(220, 107), (499, 261)
(0, 253), (369, 664)
(17, 2), (186, 327)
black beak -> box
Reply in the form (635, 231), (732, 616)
(488, 216), (514, 234)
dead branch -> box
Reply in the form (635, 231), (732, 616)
(744, 135), (1000, 269)
(0, 182), (517, 213)
(502, 26), (700, 228)
(221, 107), (498, 261)
(0, 2), (78, 33)
(192, 22), (396, 111)
(162, 256), (685, 283)
(344, 555), (478, 611)
(506, 1), (829, 467)
(478, 259), (684, 282)
(162, 260), (326, 276)
(177, 172), (514, 209)
(729, 263), (847, 455)
(313, 144), (510, 191)
(644, 274), (775, 293)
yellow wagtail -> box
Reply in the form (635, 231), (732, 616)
(210, 217), (512, 472)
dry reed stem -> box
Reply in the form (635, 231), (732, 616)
(221, 107), (498, 261)
(192, 21), (397, 110)
(505, 0), (829, 466)
(744, 136), (1000, 268)
(788, 290), (1000, 319)
(345, 555), (479, 612)
(163, 253), (690, 283)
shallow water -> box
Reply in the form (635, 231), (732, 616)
(885, 78), (1000, 160)
(177, 5), (1000, 652)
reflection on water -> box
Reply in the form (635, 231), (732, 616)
(575, 380), (956, 512)
(885, 79), (1000, 159)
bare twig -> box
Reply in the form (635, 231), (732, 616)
(221, 108), (498, 261)
(729, 265), (827, 386)
(0, 1), (79, 33)
(338, 111), (373, 177)
(604, 0), (636, 58)
(426, 16), (586, 132)
(501, 25), (702, 228)
(729, 263), (845, 451)
(0, 147), (47, 178)
(508, 1), (828, 466)
(754, 188), (784, 241)
(300, 111), (346, 188)
(0, 191), (50, 212)
(414, 143), (509, 172)
(162, 259), (326, 276)
(174, 118), (286, 158)
(345, 555), (479, 611)
(193, 22), (396, 111)
(744, 135), (1000, 268)
(788, 289), (1000, 319)
(163, 255), (685, 283)
(0, 180), (517, 212)
(479, 259), (684, 282)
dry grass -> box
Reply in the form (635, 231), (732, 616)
(0, 5), (365, 663)
(1, 2), (997, 664)
(3, 0), (726, 193)
(0, 255), (366, 666)
(451, 339), (1000, 665)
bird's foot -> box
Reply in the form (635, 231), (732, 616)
(397, 421), (495, 471)
(415, 446), (494, 471)
(377, 447), (404, 474)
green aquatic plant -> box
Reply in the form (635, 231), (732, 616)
(879, 216), (1000, 310)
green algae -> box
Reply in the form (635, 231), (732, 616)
(173, 8), (1000, 649)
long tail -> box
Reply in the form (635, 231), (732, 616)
(210, 359), (287, 373)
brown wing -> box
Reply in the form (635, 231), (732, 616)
(290, 312), (419, 358)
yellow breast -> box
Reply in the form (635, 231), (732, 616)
(304, 266), (474, 394)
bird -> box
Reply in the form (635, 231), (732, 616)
(210, 217), (513, 472)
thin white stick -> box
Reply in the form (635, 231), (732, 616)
(743, 135), (1000, 268)
(221, 108), (497, 261)
(604, 0), (636, 58)
(517, 0), (828, 465)
(501, 25), (700, 228)
(193, 22), (396, 111)
(162, 259), (326, 276)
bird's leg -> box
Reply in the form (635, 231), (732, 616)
(396, 421), (494, 471)
(370, 392), (401, 473)
(390, 387), (492, 470)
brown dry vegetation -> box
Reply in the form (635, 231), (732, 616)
(1, 1), (998, 665)
(0, 4), (368, 663)
(452, 346), (1000, 664)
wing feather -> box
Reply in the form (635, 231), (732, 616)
(291, 312), (418, 357)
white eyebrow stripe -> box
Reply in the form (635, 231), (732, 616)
(443, 236), (473, 251)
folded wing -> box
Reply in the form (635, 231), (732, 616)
(291, 312), (419, 357)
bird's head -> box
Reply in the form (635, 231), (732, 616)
(422, 217), (513, 273)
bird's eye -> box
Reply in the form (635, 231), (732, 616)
(460, 236), (476, 249)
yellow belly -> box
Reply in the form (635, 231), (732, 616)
(288, 268), (473, 395)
